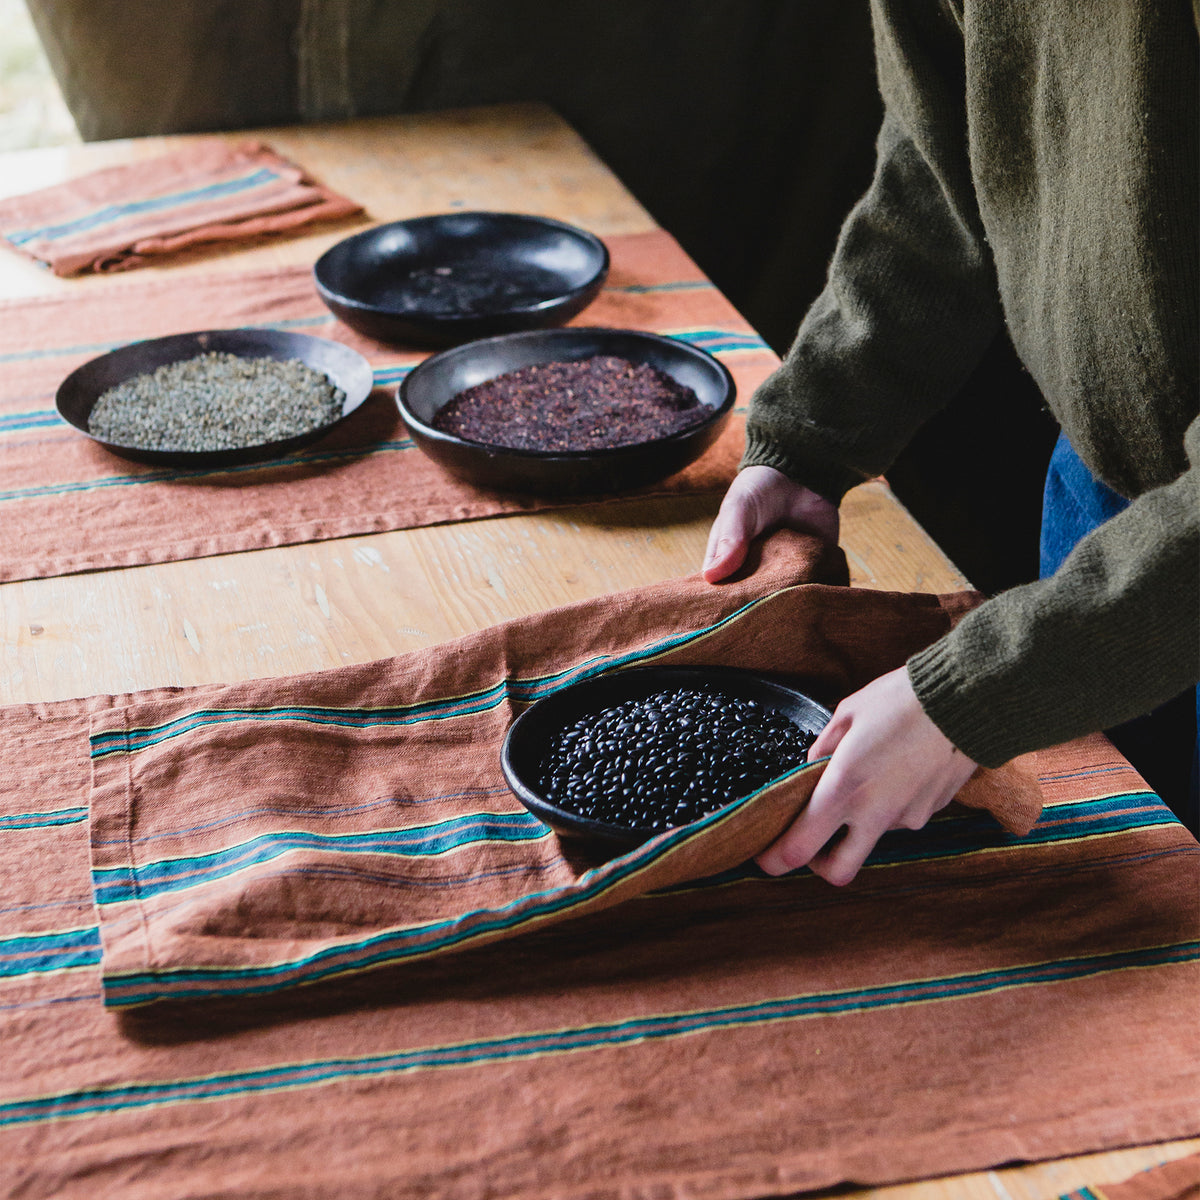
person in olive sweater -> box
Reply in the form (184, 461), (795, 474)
(704, 0), (1199, 881)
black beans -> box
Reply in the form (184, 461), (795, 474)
(537, 685), (816, 832)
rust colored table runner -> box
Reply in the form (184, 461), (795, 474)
(2, 534), (1197, 1198)
(0, 229), (769, 582)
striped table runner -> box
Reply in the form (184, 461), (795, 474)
(2, 533), (1197, 1198)
(0, 140), (362, 277)
(0, 230), (773, 582)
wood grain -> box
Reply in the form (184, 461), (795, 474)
(0, 104), (969, 703)
(858, 1141), (1200, 1200)
(0, 486), (966, 705)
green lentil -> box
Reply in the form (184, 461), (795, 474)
(87, 352), (346, 452)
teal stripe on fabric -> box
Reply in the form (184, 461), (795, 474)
(93, 786), (513, 848)
(6, 167), (282, 246)
(0, 411), (62, 434)
(709, 341), (772, 356)
(372, 365), (416, 385)
(0, 439), (416, 505)
(0, 314), (740, 370)
(670, 329), (772, 354)
(0, 926), (101, 978)
(864, 792), (1179, 866)
(88, 595), (771, 759)
(98, 775), (793, 1004)
(0, 807), (88, 831)
(0, 314), (336, 367)
(89, 686), (512, 758)
(11, 940), (1195, 1124)
(102, 783), (1185, 1004)
(655, 792), (1187, 897)
(93, 811), (549, 906)
(103, 846), (1196, 1000)
(610, 281), (715, 294)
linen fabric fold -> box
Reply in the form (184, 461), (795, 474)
(0, 139), (363, 276)
(85, 529), (1042, 1007)
(89, 529), (947, 1007)
(2, 533), (1198, 1196)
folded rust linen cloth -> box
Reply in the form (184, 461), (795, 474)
(84, 530), (1042, 1008)
(5, 529), (1198, 1197)
(0, 139), (362, 276)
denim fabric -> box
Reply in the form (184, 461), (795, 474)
(1040, 432), (1132, 577)
(1040, 432), (1198, 831)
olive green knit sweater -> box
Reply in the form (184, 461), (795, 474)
(742, 0), (1199, 767)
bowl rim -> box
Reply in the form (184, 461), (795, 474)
(54, 326), (375, 466)
(395, 325), (736, 463)
(312, 210), (611, 324)
(500, 665), (833, 844)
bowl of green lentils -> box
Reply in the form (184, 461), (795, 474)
(56, 328), (375, 467)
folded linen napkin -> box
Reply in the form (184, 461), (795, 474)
(0, 139), (363, 276)
(86, 530), (1044, 1008)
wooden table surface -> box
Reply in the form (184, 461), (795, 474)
(0, 102), (1193, 1196)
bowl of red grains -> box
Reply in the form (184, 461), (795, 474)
(501, 666), (831, 849)
(314, 212), (609, 346)
(396, 326), (735, 494)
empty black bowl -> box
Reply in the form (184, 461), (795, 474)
(56, 328), (375, 468)
(397, 326), (735, 494)
(501, 665), (832, 848)
(313, 211), (610, 346)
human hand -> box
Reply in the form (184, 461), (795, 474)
(755, 666), (978, 885)
(702, 465), (839, 583)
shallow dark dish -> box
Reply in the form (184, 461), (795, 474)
(397, 326), (735, 494)
(501, 665), (832, 848)
(313, 211), (610, 346)
(56, 328), (374, 468)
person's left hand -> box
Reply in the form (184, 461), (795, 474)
(756, 666), (979, 885)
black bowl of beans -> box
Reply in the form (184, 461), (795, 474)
(314, 212), (610, 346)
(56, 328), (375, 467)
(501, 666), (831, 847)
(396, 327), (735, 494)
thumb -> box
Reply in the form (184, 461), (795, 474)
(808, 708), (849, 761)
(703, 485), (768, 581)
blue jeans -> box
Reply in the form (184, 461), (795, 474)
(1040, 433), (1198, 832)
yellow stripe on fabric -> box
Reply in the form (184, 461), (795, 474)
(12, 941), (1195, 1125)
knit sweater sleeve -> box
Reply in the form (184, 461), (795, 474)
(745, 0), (1199, 769)
(909, 416), (1200, 767)
(741, 0), (1003, 501)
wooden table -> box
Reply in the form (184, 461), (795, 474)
(0, 103), (1192, 1197)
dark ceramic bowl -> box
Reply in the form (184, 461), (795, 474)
(396, 326), (735, 495)
(313, 212), (609, 346)
(56, 328), (375, 468)
(501, 665), (832, 848)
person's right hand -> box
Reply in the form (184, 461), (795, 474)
(702, 465), (839, 583)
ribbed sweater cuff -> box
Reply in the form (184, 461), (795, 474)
(740, 430), (864, 504)
(906, 638), (1032, 769)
